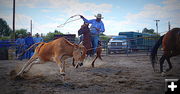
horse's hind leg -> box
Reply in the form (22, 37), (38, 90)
(165, 57), (172, 72)
(91, 56), (98, 67)
(159, 55), (166, 73)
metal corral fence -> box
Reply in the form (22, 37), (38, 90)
(0, 35), (161, 60)
(101, 36), (160, 56)
(0, 40), (16, 60)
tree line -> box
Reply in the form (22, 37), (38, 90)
(0, 18), (64, 41)
(0, 18), (158, 41)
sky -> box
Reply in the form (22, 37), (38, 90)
(0, 0), (180, 36)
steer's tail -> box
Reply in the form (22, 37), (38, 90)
(17, 42), (45, 58)
(150, 35), (164, 71)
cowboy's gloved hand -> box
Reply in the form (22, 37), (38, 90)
(80, 15), (84, 19)
(95, 28), (100, 31)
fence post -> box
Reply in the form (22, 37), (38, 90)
(126, 39), (129, 56)
(105, 40), (108, 56)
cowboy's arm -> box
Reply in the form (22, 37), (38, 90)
(82, 18), (94, 24)
(100, 22), (105, 33)
(80, 15), (93, 24)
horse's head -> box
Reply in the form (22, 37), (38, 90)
(78, 23), (89, 36)
(73, 42), (87, 68)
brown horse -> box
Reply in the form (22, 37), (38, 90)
(72, 23), (102, 67)
(150, 28), (180, 75)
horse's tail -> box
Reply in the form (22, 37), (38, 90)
(17, 42), (44, 58)
(150, 35), (164, 71)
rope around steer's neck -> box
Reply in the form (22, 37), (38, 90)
(57, 14), (81, 28)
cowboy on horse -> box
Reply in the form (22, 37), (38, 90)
(80, 13), (105, 56)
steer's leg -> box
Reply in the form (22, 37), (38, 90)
(55, 57), (66, 80)
(16, 54), (38, 76)
(23, 58), (43, 73)
(62, 60), (66, 75)
(72, 58), (75, 67)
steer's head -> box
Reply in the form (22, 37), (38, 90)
(73, 42), (87, 68)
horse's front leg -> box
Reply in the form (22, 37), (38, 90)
(91, 55), (98, 67)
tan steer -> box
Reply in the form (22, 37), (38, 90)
(16, 37), (87, 79)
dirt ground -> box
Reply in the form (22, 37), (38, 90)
(0, 53), (180, 94)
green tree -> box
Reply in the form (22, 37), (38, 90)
(142, 28), (156, 34)
(100, 33), (110, 41)
(0, 18), (12, 36)
(15, 29), (28, 38)
(44, 30), (63, 42)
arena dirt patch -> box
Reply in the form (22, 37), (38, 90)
(0, 55), (180, 94)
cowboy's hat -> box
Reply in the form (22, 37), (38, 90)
(18, 34), (22, 37)
(35, 33), (39, 36)
(27, 32), (31, 35)
(95, 13), (104, 19)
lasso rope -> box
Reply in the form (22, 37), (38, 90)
(57, 14), (81, 28)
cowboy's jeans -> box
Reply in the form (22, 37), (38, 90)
(91, 35), (99, 54)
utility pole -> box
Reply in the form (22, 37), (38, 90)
(13, 0), (15, 40)
(30, 20), (32, 35)
(154, 20), (160, 35)
(168, 21), (171, 31)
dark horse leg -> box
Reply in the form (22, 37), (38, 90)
(165, 50), (180, 72)
(160, 54), (172, 73)
(166, 57), (172, 72)
(160, 55), (166, 73)
(91, 56), (98, 68)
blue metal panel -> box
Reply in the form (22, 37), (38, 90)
(119, 32), (157, 50)
(0, 41), (16, 48)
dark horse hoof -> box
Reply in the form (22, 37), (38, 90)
(165, 68), (172, 72)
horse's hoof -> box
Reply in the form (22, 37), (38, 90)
(154, 69), (160, 73)
(161, 72), (166, 77)
(165, 68), (172, 72)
